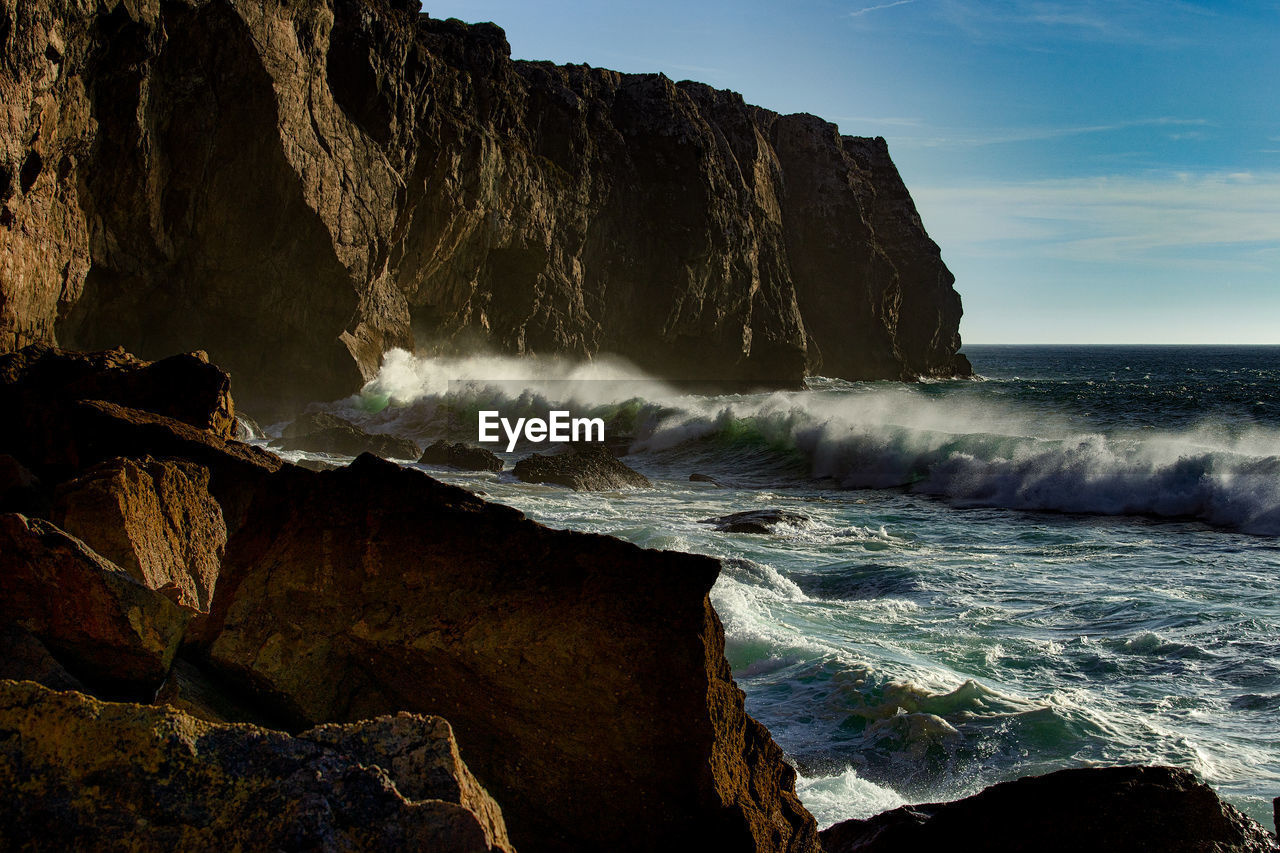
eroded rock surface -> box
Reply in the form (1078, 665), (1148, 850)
(1, 0), (968, 416)
(196, 454), (817, 852)
(53, 456), (227, 610)
(0, 680), (514, 853)
(0, 514), (188, 692)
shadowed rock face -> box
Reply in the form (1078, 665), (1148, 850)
(0, 680), (514, 853)
(196, 454), (817, 852)
(1, 0), (968, 416)
(819, 766), (1275, 853)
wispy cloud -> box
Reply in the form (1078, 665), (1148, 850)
(896, 116), (1209, 149)
(849, 0), (915, 17)
(929, 0), (1211, 47)
(913, 171), (1280, 269)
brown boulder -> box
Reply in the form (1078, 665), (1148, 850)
(0, 514), (188, 691)
(512, 445), (650, 491)
(0, 680), (513, 853)
(198, 454), (817, 852)
(53, 456), (227, 611)
(820, 765), (1274, 853)
(63, 401), (281, 535)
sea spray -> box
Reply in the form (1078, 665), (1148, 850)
(280, 345), (1280, 828)
(330, 348), (1280, 536)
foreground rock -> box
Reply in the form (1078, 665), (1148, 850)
(512, 445), (650, 491)
(53, 456), (226, 611)
(820, 766), (1274, 853)
(1, 0), (967, 415)
(702, 509), (811, 533)
(0, 680), (513, 853)
(420, 440), (505, 472)
(0, 345), (236, 476)
(277, 412), (421, 460)
(0, 514), (188, 692)
(197, 454), (815, 852)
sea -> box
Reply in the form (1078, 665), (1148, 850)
(265, 344), (1280, 831)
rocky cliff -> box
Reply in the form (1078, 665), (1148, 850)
(0, 0), (968, 415)
(0, 344), (819, 853)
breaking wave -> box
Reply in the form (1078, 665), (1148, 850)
(324, 349), (1280, 535)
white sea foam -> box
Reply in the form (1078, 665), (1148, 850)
(794, 766), (907, 829)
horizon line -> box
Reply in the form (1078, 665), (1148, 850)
(962, 341), (1280, 347)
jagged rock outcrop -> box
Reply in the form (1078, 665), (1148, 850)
(0, 345), (235, 477)
(420, 439), (504, 472)
(512, 444), (650, 491)
(0, 0), (968, 416)
(0, 513), (188, 692)
(53, 455), (227, 610)
(0, 680), (514, 853)
(195, 453), (816, 852)
(820, 766), (1274, 853)
(0, 344), (818, 852)
(0, 345), (278, 535)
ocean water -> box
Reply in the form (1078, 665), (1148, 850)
(272, 344), (1280, 830)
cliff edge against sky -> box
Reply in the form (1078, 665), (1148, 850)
(0, 0), (968, 413)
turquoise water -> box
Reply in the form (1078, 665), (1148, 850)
(285, 344), (1280, 830)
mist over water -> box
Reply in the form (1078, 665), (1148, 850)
(283, 344), (1280, 829)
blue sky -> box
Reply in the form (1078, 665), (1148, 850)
(425, 1), (1280, 343)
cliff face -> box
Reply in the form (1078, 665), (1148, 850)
(0, 0), (969, 413)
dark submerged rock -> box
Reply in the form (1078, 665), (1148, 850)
(820, 766), (1275, 853)
(512, 445), (650, 491)
(689, 472), (723, 487)
(701, 509), (811, 534)
(420, 440), (504, 472)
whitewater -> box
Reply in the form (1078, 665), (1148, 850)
(267, 344), (1280, 830)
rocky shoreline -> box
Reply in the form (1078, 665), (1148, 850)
(0, 0), (1275, 849)
(2, 345), (1275, 851)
